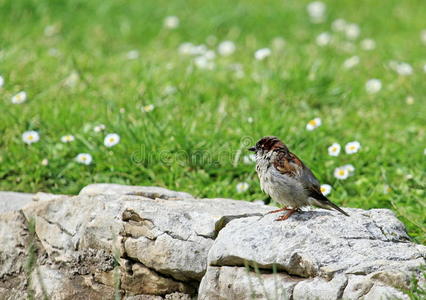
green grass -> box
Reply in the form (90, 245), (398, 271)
(0, 0), (424, 243)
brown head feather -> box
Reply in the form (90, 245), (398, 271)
(255, 136), (288, 152)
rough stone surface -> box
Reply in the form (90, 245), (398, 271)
(0, 184), (424, 299)
(200, 208), (426, 299)
(79, 183), (194, 200)
(0, 191), (34, 214)
(1, 184), (270, 299)
(199, 266), (301, 299)
(0, 211), (29, 280)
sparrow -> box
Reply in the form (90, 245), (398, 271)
(248, 136), (349, 221)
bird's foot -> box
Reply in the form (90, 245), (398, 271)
(266, 207), (292, 214)
(274, 208), (299, 221)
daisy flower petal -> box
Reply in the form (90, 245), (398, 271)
(75, 153), (93, 165)
(12, 91), (27, 104)
(94, 124), (106, 132)
(316, 32), (332, 46)
(306, 117), (322, 131)
(360, 39), (376, 50)
(331, 19), (347, 32)
(334, 167), (349, 180)
(365, 79), (382, 94)
(236, 182), (250, 193)
(320, 184), (332, 196)
(22, 131), (40, 144)
(345, 141), (361, 154)
(61, 135), (75, 143)
(254, 48), (271, 60)
(104, 133), (120, 147)
(345, 23), (360, 40)
(307, 1), (326, 23)
(142, 104), (155, 112)
(328, 143), (341, 157)
(343, 56), (360, 69)
(342, 164), (355, 176)
(164, 16), (179, 29)
(218, 41), (236, 56)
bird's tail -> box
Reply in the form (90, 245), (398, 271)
(325, 201), (350, 216)
(309, 193), (350, 216)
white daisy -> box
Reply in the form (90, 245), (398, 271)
(345, 141), (361, 154)
(0, 75), (4, 87)
(306, 117), (322, 131)
(360, 39), (376, 50)
(126, 50), (139, 60)
(395, 62), (413, 76)
(94, 124), (106, 132)
(243, 154), (256, 164)
(331, 19), (347, 32)
(334, 167), (349, 180)
(247, 117), (254, 123)
(328, 143), (341, 157)
(343, 56), (360, 69)
(22, 131), (40, 144)
(64, 72), (79, 87)
(320, 184), (332, 196)
(41, 158), (49, 166)
(75, 153), (93, 165)
(307, 1), (326, 23)
(104, 133), (120, 147)
(11, 91), (27, 104)
(345, 23), (360, 40)
(164, 16), (179, 29)
(365, 79), (382, 94)
(178, 42), (194, 55)
(316, 32), (332, 46)
(194, 56), (215, 70)
(421, 29), (426, 45)
(236, 182), (250, 193)
(142, 104), (155, 112)
(342, 164), (355, 175)
(217, 41), (236, 56)
(383, 184), (392, 194)
(406, 96), (414, 105)
(254, 48), (271, 60)
(61, 135), (75, 143)
(181, 44), (207, 56)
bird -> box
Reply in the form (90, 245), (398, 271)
(248, 136), (349, 221)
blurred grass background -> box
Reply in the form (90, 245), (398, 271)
(0, 0), (424, 242)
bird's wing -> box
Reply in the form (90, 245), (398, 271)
(274, 151), (320, 186)
(274, 151), (349, 216)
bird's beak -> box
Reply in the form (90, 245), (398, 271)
(248, 146), (256, 152)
